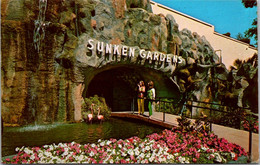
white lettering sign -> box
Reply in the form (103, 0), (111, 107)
(86, 38), (184, 64)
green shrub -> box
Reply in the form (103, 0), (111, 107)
(176, 115), (211, 135)
(154, 98), (179, 115)
(81, 95), (111, 121)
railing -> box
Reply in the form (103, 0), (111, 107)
(129, 96), (258, 161)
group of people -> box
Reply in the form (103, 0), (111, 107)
(137, 80), (156, 117)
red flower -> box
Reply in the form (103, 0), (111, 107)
(195, 152), (200, 158)
(120, 159), (127, 163)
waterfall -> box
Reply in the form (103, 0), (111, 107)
(33, 0), (50, 53)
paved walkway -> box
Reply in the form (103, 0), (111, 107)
(112, 111), (259, 162)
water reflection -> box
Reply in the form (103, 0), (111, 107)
(2, 117), (164, 157)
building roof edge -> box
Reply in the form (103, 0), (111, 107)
(214, 31), (257, 51)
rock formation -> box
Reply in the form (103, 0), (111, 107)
(1, 0), (257, 126)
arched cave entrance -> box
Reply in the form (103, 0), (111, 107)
(84, 66), (181, 112)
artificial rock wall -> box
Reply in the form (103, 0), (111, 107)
(3, 0), (254, 126)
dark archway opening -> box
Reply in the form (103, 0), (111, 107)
(85, 67), (181, 112)
(86, 67), (142, 111)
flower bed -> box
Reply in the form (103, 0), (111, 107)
(242, 119), (259, 133)
(2, 129), (247, 164)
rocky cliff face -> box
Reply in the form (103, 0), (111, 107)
(1, 0), (256, 126)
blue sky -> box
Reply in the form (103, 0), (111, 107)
(152, 0), (257, 44)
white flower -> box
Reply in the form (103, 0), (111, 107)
(38, 152), (43, 158)
(49, 145), (54, 151)
(64, 147), (69, 152)
(89, 151), (95, 157)
(135, 150), (140, 156)
(118, 144), (122, 148)
(159, 156), (167, 163)
(106, 140), (112, 145)
(145, 153), (151, 158)
(185, 160), (190, 163)
(109, 159), (114, 164)
(149, 156), (155, 162)
(145, 146), (150, 151)
(48, 160), (54, 163)
(112, 149), (116, 155)
(91, 143), (96, 148)
(15, 147), (20, 152)
(139, 143), (144, 148)
(127, 149), (134, 155)
(178, 156), (185, 163)
(56, 159), (66, 163)
(77, 155), (84, 161)
(214, 153), (223, 162)
(44, 151), (52, 157)
(201, 146), (209, 151)
(122, 152), (127, 157)
(100, 141), (105, 146)
(62, 151), (68, 156)
(139, 153), (145, 159)
(231, 152), (236, 159)
(30, 155), (35, 160)
(167, 154), (174, 160)
(24, 148), (33, 155)
(18, 146), (25, 152)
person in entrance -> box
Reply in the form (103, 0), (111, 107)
(147, 81), (155, 117)
(137, 80), (146, 115)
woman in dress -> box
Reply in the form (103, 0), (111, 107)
(137, 80), (145, 115)
(147, 81), (155, 117)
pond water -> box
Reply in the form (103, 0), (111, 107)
(2, 117), (165, 157)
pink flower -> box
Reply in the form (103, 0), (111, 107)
(195, 152), (200, 158)
(193, 158), (197, 162)
(120, 159), (127, 163)
(69, 156), (74, 161)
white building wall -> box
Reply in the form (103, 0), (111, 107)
(210, 32), (258, 68)
(151, 1), (257, 69)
